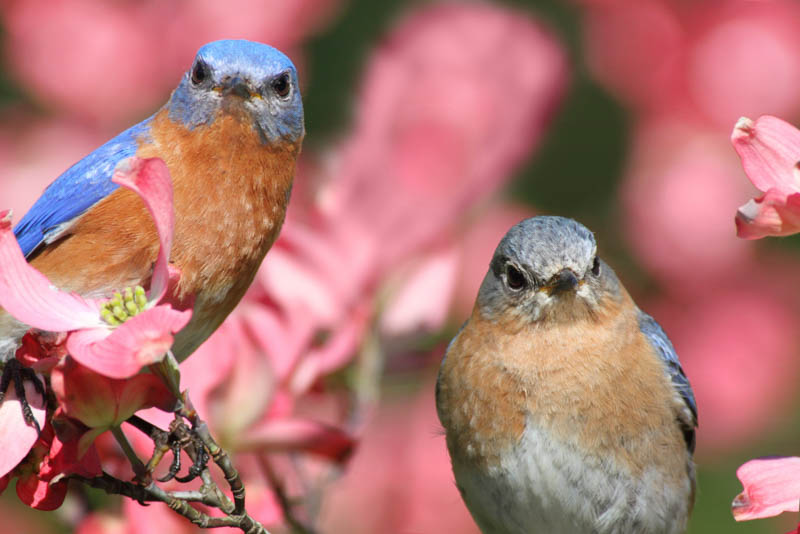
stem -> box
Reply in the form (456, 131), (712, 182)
(111, 425), (146, 480)
(71, 473), (271, 533)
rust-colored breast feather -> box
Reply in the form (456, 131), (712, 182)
(438, 289), (688, 487)
(31, 108), (299, 358)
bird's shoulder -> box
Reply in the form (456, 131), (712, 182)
(13, 118), (153, 257)
(637, 309), (697, 452)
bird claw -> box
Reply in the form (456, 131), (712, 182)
(0, 358), (44, 434)
(156, 415), (209, 484)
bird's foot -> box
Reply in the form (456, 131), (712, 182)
(0, 358), (45, 434)
(155, 414), (209, 484)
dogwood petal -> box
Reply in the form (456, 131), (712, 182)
(240, 418), (355, 463)
(733, 457), (800, 520)
(0, 378), (46, 478)
(732, 116), (800, 194)
(735, 188), (800, 239)
(52, 356), (175, 445)
(0, 211), (101, 331)
(16, 473), (67, 511)
(67, 305), (191, 379)
(111, 157), (174, 302)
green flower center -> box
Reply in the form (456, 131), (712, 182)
(100, 286), (148, 326)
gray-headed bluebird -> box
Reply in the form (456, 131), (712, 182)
(0, 39), (303, 363)
(436, 216), (697, 534)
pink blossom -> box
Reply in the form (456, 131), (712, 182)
(50, 356), (175, 456)
(732, 115), (800, 239)
(0, 157), (191, 379)
(13, 420), (102, 511)
(733, 457), (800, 521)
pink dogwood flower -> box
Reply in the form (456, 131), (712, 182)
(0, 156), (189, 481)
(732, 115), (800, 239)
(733, 457), (800, 521)
(6, 419), (102, 511)
(50, 356), (176, 456)
(0, 156), (191, 379)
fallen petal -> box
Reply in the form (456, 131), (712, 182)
(733, 457), (800, 520)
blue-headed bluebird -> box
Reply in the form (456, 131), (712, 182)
(436, 216), (697, 534)
(0, 39), (303, 362)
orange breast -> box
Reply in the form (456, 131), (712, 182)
(438, 290), (688, 485)
(31, 107), (300, 359)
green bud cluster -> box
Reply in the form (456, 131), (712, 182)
(100, 286), (148, 326)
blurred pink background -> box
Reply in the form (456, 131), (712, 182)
(1, 0), (799, 532)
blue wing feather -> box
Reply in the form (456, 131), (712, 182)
(13, 118), (153, 257)
(637, 310), (697, 452)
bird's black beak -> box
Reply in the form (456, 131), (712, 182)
(546, 269), (579, 296)
(223, 76), (255, 99)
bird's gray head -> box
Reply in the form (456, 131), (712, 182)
(477, 216), (621, 322)
(167, 39), (304, 145)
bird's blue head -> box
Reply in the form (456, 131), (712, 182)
(167, 39), (304, 145)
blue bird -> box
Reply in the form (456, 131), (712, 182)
(1, 39), (304, 363)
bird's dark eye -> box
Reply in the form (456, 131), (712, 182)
(191, 61), (208, 85)
(272, 73), (291, 98)
(591, 257), (600, 276)
(505, 264), (527, 291)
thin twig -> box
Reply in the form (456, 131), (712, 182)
(257, 455), (317, 534)
(70, 472), (270, 533)
(110, 426), (147, 481)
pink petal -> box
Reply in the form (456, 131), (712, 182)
(0, 211), (101, 331)
(733, 457), (800, 520)
(111, 157), (174, 302)
(67, 305), (191, 379)
(52, 356), (174, 432)
(380, 248), (458, 336)
(732, 115), (800, 194)
(735, 188), (800, 239)
(241, 418), (355, 463)
(0, 378), (46, 477)
(16, 473), (67, 511)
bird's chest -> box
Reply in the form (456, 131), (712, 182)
(452, 422), (686, 534)
(142, 110), (298, 303)
(437, 310), (692, 533)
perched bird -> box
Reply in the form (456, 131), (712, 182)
(436, 216), (697, 534)
(0, 39), (304, 361)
